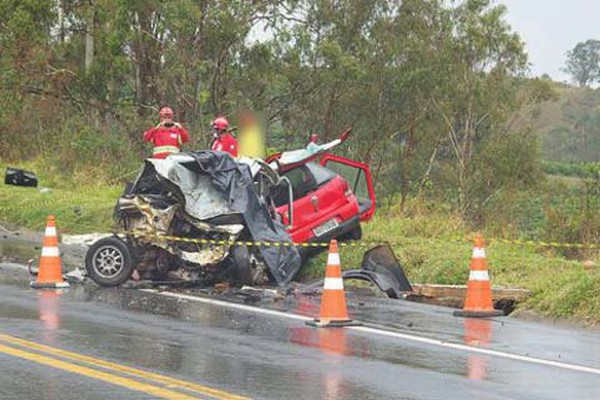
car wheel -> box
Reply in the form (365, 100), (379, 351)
(85, 237), (136, 286)
(341, 225), (362, 241)
(228, 245), (254, 286)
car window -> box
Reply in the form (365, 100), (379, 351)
(306, 162), (337, 187)
(285, 165), (317, 199)
(325, 161), (369, 202)
(271, 165), (317, 207)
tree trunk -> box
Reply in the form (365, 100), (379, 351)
(85, 5), (94, 72)
(323, 84), (337, 140)
(133, 6), (161, 116)
(85, 3), (98, 128)
(400, 117), (417, 211)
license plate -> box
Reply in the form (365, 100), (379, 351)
(313, 219), (339, 237)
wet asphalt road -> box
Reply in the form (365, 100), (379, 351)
(1, 262), (600, 399)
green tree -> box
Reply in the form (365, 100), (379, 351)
(563, 39), (600, 87)
(431, 0), (529, 215)
(0, 0), (57, 157)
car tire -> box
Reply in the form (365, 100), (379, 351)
(229, 245), (254, 286)
(342, 225), (362, 241)
(85, 237), (136, 286)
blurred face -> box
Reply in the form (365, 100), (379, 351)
(239, 111), (257, 127)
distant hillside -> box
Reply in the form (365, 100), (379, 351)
(535, 84), (600, 162)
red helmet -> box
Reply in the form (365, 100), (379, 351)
(212, 116), (229, 132)
(159, 107), (174, 120)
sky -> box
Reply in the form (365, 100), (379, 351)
(499, 0), (600, 83)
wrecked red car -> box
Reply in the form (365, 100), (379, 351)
(84, 129), (376, 288)
(273, 154), (375, 245)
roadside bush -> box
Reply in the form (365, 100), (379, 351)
(542, 161), (600, 179)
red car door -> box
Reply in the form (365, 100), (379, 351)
(320, 154), (376, 221)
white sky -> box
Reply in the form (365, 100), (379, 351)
(499, 0), (600, 83)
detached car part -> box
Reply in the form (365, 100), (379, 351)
(5, 167), (38, 187)
(342, 245), (412, 299)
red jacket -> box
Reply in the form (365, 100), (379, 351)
(143, 123), (190, 159)
(211, 133), (238, 157)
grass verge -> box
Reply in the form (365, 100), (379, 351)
(1, 160), (126, 233)
(0, 184), (120, 234)
(301, 206), (600, 324)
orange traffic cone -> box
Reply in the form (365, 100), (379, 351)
(453, 234), (502, 318)
(31, 216), (70, 289)
(306, 240), (360, 327)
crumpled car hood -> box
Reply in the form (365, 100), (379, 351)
(147, 155), (235, 221)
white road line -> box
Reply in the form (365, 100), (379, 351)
(352, 326), (600, 376)
(142, 289), (600, 376)
(141, 289), (308, 321)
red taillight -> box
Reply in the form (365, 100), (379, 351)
(280, 211), (289, 224)
(343, 181), (353, 197)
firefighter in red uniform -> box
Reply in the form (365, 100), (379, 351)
(210, 116), (238, 157)
(143, 107), (190, 159)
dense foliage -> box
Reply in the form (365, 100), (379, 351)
(539, 87), (600, 163)
(563, 39), (600, 87)
(0, 0), (554, 227)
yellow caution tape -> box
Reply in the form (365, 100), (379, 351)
(118, 231), (600, 249)
(119, 230), (373, 249)
(3, 202), (600, 250)
(486, 238), (600, 250)
(117, 230), (600, 250)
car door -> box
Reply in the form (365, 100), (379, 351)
(319, 154), (376, 221)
